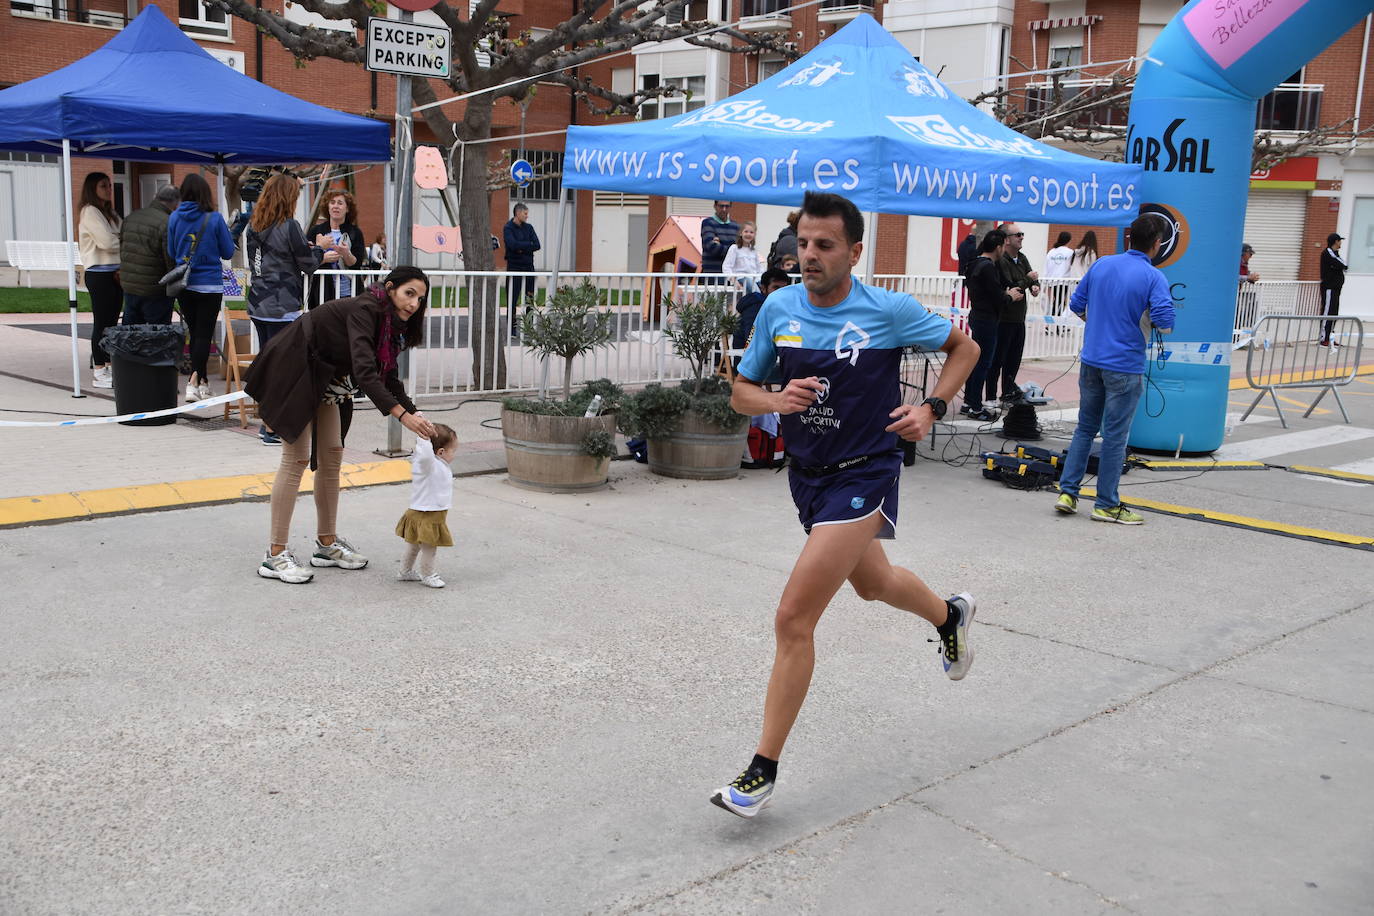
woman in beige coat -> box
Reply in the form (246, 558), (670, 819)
(77, 172), (121, 388)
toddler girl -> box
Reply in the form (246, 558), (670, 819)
(395, 423), (457, 588)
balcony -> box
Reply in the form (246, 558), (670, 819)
(738, 0), (790, 32)
(1024, 78), (1128, 130)
(1255, 83), (1322, 133)
(817, 0), (873, 25)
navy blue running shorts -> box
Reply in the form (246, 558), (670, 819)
(788, 452), (903, 539)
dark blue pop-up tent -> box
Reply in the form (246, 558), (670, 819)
(0, 5), (392, 394)
(565, 14), (1142, 227)
(0, 5), (389, 164)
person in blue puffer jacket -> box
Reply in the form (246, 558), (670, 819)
(167, 173), (236, 403)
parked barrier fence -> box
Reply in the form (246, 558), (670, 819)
(1240, 315), (1365, 427)
(305, 269), (1318, 402)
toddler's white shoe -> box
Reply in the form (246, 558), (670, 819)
(421, 574), (445, 589)
(397, 569), (422, 582)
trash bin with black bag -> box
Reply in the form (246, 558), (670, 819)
(101, 323), (186, 426)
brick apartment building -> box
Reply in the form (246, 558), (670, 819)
(2, 0), (1372, 304)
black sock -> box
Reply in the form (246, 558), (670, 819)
(937, 600), (960, 635)
(749, 753), (778, 783)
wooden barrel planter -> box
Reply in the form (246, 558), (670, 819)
(648, 410), (749, 480)
(502, 408), (616, 493)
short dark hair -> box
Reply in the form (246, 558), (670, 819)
(430, 422), (457, 451)
(513, 202), (528, 215)
(799, 191), (864, 245)
(1129, 215), (1164, 253)
(979, 229), (1007, 253)
(179, 173), (214, 212)
(759, 267), (790, 288)
(382, 265), (431, 348)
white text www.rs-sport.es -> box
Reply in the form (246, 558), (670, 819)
(890, 162), (1137, 216)
(572, 148), (859, 195)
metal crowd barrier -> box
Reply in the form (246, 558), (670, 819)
(1240, 314), (1365, 427)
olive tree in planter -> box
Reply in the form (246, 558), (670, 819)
(501, 281), (620, 493)
(618, 292), (749, 480)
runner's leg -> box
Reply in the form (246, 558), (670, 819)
(758, 511), (887, 760)
(846, 540), (949, 626)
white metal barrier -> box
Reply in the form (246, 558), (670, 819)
(309, 269), (1301, 399)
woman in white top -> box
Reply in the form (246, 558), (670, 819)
(722, 220), (765, 293)
(1042, 230), (1075, 318)
(1067, 230), (1099, 279)
(77, 172), (122, 388)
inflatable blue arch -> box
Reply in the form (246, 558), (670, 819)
(1127, 0), (1373, 452)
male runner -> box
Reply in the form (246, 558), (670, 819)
(711, 192), (981, 818)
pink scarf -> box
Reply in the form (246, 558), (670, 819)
(371, 283), (400, 373)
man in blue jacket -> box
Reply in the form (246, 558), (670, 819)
(1054, 214), (1176, 525)
(503, 203), (540, 339)
(699, 200), (739, 275)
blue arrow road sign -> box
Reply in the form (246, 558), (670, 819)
(510, 159), (534, 187)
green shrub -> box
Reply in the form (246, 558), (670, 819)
(519, 281), (616, 399)
(502, 379), (624, 457)
(618, 377), (744, 439)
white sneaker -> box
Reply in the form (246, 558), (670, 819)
(92, 365), (112, 389)
(197, 382), (212, 401)
(258, 549), (313, 584)
(421, 574), (446, 588)
(185, 381), (201, 402)
(310, 535), (369, 569)
(397, 569), (422, 582)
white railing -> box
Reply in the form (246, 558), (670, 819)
(312, 270), (1321, 397)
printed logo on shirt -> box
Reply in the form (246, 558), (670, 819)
(815, 377), (831, 405)
(775, 334), (803, 348)
(788, 320), (801, 333)
(850, 496), (866, 509)
(835, 321), (871, 366)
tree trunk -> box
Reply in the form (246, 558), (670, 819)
(455, 99), (508, 391)
(562, 358), (573, 401)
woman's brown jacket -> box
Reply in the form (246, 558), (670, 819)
(245, 291), (417, 444)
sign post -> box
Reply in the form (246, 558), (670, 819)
(366, 5), (449, 455)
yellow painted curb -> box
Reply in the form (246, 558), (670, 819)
(0, 459), (411, 529)
(1134, 459), (1267, 470)
(1075, 486), (1374, 550)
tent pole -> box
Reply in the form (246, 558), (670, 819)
(547, 188), (568, 288)
(62, 139), (83, 398)
(863, 210), (878, 284)
(215, 162), (227, 220)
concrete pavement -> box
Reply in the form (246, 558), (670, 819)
(1, 311), (1372, 913)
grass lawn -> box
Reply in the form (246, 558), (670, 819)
(0, 288), (92, 313)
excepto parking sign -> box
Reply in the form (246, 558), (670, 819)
(366, 18), (450, 79)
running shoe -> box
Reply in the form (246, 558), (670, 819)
(259, 426), (282, 445)
(1091, 506), (1144, 525)
(1055, 493), (1078, 514)
(966, 407), (996, 422)
(940, 593), (976, 681)
(92, 365), (113, 389)
(258, 549), (313, 584)
(710, 768), (775, 818)
(197, 382), (212, 401)
(311, 536), (369, 569)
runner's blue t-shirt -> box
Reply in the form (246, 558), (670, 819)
(737, 279), (952, 468)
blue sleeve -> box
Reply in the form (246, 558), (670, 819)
(503, 223), (517, 252)
(166, 213), (181, 260)
(890, 292), (953, 350)
(737, 301), (777, 383)
(529, 227), (540, 253)
(212, 214), (234, 260)
(701, 222), (721, 257)
(1147, 270), (1176, 330)
(1069, 268), (1091, 316)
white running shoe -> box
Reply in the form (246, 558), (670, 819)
(185, 381), (201, 402)
(940, 593), (976, 681)
(421, 574), (446, 588)
(258, 549), (314, 584)
(311, 536), (369, 569)
(197, 382), (211, 401)
(92, 365), (113, 389)
(710, 769), (775, 818)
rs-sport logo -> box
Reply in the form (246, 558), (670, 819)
(835, 322), (870, 366)
(887, 115), (1048, 158)
(676, 100), (834, 135)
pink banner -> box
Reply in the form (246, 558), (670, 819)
(1184, 0), (1308, 69)
(413, 225), (462, 255)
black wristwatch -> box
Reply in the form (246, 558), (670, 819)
(921, 397), (947, 420)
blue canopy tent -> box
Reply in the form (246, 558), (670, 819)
(563, 14), (1143, 277)
(0, 5), (392, 393)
